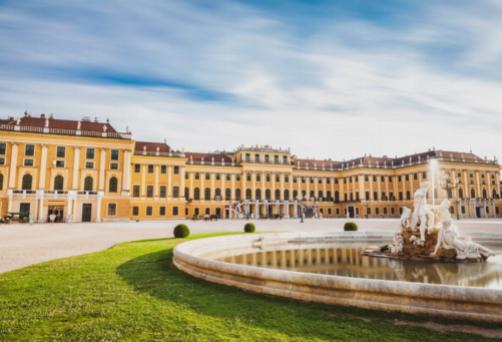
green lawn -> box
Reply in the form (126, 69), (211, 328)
(0, 233), (498, 341)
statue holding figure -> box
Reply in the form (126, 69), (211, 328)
(409, 181), (434, 244)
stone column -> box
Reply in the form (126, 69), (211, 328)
(141, 164), (146, 196)
(154, 165), (160, 197)
(261, 173), (265, 200)
(284, 200), (289, 218)
(122, 150), (131, 194)
(38, 144), (48, 190)
(254, 200), (259, 218)
(98, 149), (106, 191)
(167, 166), (173, 198)
(8, 143), (18, 189)
(251, 172), (256, 200)
(210, 173), (215, 200)
(180, 167), (186, 198)
(96, 191), (103, 222)
(71, 146), (80, 190)
(231, 174), (236, 200)
(280, 174), (285, 200)
(189, 172), (194, 198)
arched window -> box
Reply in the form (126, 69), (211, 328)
(310, 190), (315, 200)
(54, 175), (64, 191)
(470, 188), (476, 198)
(275, 189), (281, 200)
(482, 189), (487, 199)
(204, 188), (211, 200)
(458, 188), (464, 199)
(245, 189), (252, 200)
(184, 187), (189, 200)
(109, 177), (118, 193)
(493, 189), (498, 199)
(284, 189), (290, 200)
(326, 191), (332, 201)
(255, 189), (261, 200)
(318, 190), (323, 201)
(265, 189), (271, 200)
(236, 189), (241, 200)
(335, 191), (340, 202)
(293, 190), (298, 200)
(22, 174), (32, 190)
(84, 176), (93, 191)
(194, 188), (200, 200)
(225, 188), (231, 200)
(215, 188), (222, 200)
(0, 173), (3, 190)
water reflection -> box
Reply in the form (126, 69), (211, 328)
(218, 244), (502, 289)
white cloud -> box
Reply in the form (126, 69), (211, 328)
(0, 0), (501, 164)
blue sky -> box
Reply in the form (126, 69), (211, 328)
(1, 0), (501, 162)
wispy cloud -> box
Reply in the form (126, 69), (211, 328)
(0, 0), (501, 162)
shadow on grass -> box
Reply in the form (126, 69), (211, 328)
(115, 246), (487, 340)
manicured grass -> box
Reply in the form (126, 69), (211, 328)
(0, 233), (497, 341)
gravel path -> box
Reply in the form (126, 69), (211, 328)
(1, 218), (502, 273)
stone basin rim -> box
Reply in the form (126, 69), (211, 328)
(173, 231), (502, 323)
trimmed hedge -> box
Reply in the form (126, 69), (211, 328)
(244, 222), (256, 233)
(343, 221), (358, 231)
(173, 224), (190, 238)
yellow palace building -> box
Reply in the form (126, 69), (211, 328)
(0, 113), (501, 222)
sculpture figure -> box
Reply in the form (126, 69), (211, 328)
(431, 199), (493, 260)
(409, 181), (434, 243)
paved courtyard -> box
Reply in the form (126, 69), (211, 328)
(1, 218), (502, 273)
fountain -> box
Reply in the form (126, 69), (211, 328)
(365, 159), (493, 262)
(173, 158), (502, 322)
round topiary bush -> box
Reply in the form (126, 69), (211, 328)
(344, 221), (358, 231)
(173, 224), (190, 238)
(244, 222), (256, 233)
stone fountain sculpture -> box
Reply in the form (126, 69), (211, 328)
(367, 181), (493, 262)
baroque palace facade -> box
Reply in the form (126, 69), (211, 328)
(0, 113), (501, 222)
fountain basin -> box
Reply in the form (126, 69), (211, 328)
(173, 232), (502, 323)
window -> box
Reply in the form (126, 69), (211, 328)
(276, 175), (280, 182)
(110, 163), (118, 170)
(134, 164), (141, 173)
(86, 148), (94, 159)
(160, 206), (166, 216)
(245, 153), (250, 162)
(0, 143), (5, 155)
(205, 188), (211, 200)
(266, 174), (270, 182)
(283, 156), (288, 164)
(22, 174), (32, 190)
(174, 166), (179, 174)
(216, 173), (221, 181)
(215, 188), (221, 200)
(111, 149), (119, 161)
(85, 161), (94, 169)
(146, 206), (152, 216)
(225, 188), (231, 200)
(54, 175), (64, 191)
(24, 159), (33, 166)
(0, 157), (4, 165)
(173, 206), (179, 216)
(173, 186), (179, 197)
(56, 146), (65, 158)
(109, 177), (118, 192)
(133, 185), (140, 197)
(0, 173), (3, 190)
(160, 186), (167, 197)
(255, 154), (260, 162)
(195, 172), (200, 180)
(108, 203), (117, 216)
(256, 174), (261, 182)
(147, 185), (154, 197)
(148, 165), (154, 173)
(25, 144), (34, 156)
(246, 173), (251, 181)
(226, 174), (231, 181)
(132, 206), (139, 216)
(194, 188), (200, 200)
(161, 165), (167, 174)
(84, 176), (93, 191)
(55, 160), (64, 168)
(265, 154), (270, 162)
(274, 155), (279, 163)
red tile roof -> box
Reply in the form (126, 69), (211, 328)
(135, 141), (171, 154)
(186, 152), (233, 164)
